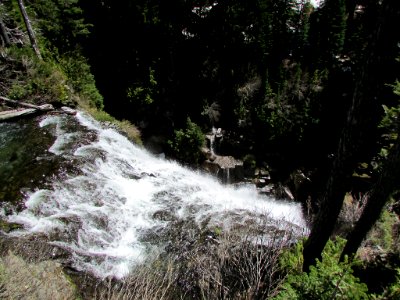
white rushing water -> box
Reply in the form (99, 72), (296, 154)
(6, 112), (307, 278)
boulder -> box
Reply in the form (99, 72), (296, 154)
(202, 161), (220, 175)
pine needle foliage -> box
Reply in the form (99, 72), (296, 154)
(273, 238), (369, 300)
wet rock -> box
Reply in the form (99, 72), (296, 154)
(254, 178), (267, 188)
(273, 183), (295, 200)
(259, 168), (270, 177)
(153, 210), (176, 222)
(288, 169), (312, 203)
(60, 106), (77, 115)
(141, 172), (156, 178)
(128, 174), (141, 180)
(0, 251), (78, 299)
(258, 184), (274, 195)
(144, 135), (167, 155)
(202, 131), (244, 183)
(213, 156), (244, 184)
(0, 234), (74, 276)
(201, 161), (220, 175)
(201, 147), (216, 161)
(0, 220), (23, 233)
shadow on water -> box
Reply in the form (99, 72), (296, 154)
(0, 115), (93, 211)
(0, 117), (56, 208)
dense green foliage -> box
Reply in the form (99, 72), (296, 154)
(274, 231), (400, 299)
(274, 238), (369, 300)
(32, 0), (90, 53)
(168, 117), (205, 165)
(0, 0), (142, 143)
(0, 0), (103, 110)
(6, 46), (70, 104)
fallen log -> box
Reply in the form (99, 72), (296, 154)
(0, 108), (38, 121)
(0, 96), (53, 111)
(0, 96), (80, 121)
(0, 96), (55, 121)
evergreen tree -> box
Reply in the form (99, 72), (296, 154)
(323, 0), (346, 55)
(303, 0), (400, 272)
(340, 79), (400, 259)
(341, 132), (400, 260)
(308, 0), (346, 68)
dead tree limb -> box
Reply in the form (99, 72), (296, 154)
(17, 0), (42, 59)
(0, 16), (10, 46)
(0, 96), (52, 111)
(0, 108), (38, 121)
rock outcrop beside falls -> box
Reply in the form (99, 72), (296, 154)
(0, 251), (78, 299)
(202, 128), (244, 184)
(202, 154), (244, 184)
(201, 128), (313, 205)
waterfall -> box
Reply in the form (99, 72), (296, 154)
(210, 127), (218, 155)
(223, 168), (231, 184)
(3, 112), (307, 279)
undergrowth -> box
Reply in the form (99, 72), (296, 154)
(272, 238), (369, 300)
(0, 0), (142, 145)
(93, 220), (301, 300)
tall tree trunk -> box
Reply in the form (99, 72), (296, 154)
(17, 0), (42, 59)
(302, 131), (362, 272)
(302, 0), (399, 272)
(0, 16), (10, 46)
(340, 133), (400, 260)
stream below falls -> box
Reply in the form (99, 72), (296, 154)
(0, 111), (307, 278)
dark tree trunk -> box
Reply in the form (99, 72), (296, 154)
(302, 130), (362, 271)
(0, 16), (10, 46)
(341, 134), (400, 260)
(302, 0), (399, 272)
(17, 0), (42, 59)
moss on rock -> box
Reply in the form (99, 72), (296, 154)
(0, 251), (79, 299)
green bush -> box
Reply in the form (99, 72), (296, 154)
(273, 238), (369, 300)
(366, 209), (397, 252)
(60, 53), (103, 109)
(126, 67), (158, 106)
(168, 118), (205, 165)
(2, 1), (101, 108)
(30, 0), (91, 53)
(6, 47), (70, 104)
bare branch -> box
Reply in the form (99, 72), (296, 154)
(17, 0), (42, 59)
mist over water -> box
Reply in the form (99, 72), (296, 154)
(4, 112), (307, 278)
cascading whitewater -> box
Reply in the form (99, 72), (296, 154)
(4, 112), (307, 278)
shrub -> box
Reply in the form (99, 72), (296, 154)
(60, 53), (104, 109)
(6, 46), (70, 104)
(273, 238), (369, 300)
(365, 209), (397, 252)
(94, 219), (299, 299)
(168, 117), (206, 165)
(80, 105), (142, 145)
(126, 68), (158, 106)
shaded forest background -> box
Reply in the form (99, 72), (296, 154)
(76, 0), (398, 175)
(4, 0), (397, 177)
